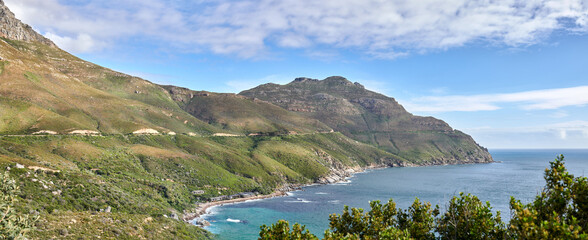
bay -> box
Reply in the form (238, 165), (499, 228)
(199, 149), (588, 239)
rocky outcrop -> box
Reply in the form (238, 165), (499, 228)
(0, 0), (56, 47)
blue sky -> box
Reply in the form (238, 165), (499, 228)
(5, 0), (588, 149)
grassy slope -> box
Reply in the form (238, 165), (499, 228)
(163, 86), (332, 134)
(0, 38), (218, 135)
(0, 133), (402, 239)
(240, 77), (492, 163)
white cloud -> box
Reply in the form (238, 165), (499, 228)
(44, 32), (105, 53)
(5, 0), (588, 57)
(405, 86), (588, 112)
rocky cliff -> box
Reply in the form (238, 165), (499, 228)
(0, 0), (56, 47)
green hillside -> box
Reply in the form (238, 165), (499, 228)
(0, 38), (218, 135)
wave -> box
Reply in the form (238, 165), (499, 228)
(203, 205), (220, 216)
(285, 198), (312, 203)
(315, 192), (328, 195)
(328, 200), (341, 204)
(335, 179), (352, 185)
(226, 218), (241, 223)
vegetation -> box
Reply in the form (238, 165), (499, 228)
(1, 171), (38, 239)
(260, 155), (588, 239)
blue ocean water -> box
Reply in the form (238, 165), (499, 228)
(199, 149), (588, 239)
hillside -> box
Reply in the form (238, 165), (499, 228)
(0, 1), (218, 136)
(240, 76), (492, 164)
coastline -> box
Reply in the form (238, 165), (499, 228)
(183, 157), (493, 226)
(183, 190), (292, 225)
(183, 164), (385, 226)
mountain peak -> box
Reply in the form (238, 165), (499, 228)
(289, 76), (356, 86)
(292, 77), (320, 83)
(0, 1), (56, 46)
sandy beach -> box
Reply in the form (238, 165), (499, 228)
(184, 191), (289, 224)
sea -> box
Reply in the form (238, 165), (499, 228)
(198, 149), (588, 239)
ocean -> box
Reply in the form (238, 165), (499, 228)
(198, 149), (588, 239)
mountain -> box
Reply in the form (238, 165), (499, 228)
(240, 76), (491, 164)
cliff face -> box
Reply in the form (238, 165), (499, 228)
(0, 0), (56, 46)
(240, 76), (493, 164)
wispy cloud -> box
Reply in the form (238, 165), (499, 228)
(466, 121), (588, 135)
(464, 121), (588, 148)
(5, 0), (588, 58)
(405, 86), (588, 112)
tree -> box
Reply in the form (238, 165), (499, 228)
(436, 193), (505, 240)
(259, 220), (318, 240)
(398, 198), (437, 240)
(1, 171), (38, 240)
(509, 155), (588, 239)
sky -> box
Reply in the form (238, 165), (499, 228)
(5, 0), (588, 149)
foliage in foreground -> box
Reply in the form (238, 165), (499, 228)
(1, 171), (38, 239)
(260, 155), (588, 239)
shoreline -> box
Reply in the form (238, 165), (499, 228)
(183, 159), (493, 226)
(183, 164), (384, 225)
(183, 190), (291, 225)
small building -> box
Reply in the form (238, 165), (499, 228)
(239, 192), (256, 198)
(192, 190), (205, 195)
(210, 195), (229, 202)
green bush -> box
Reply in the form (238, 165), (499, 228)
(1, 171), (38, 239)
(436, 193), (505, 239)
(260, 220), (318, 240)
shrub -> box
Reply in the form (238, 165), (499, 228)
(1, 171), (38, 239)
